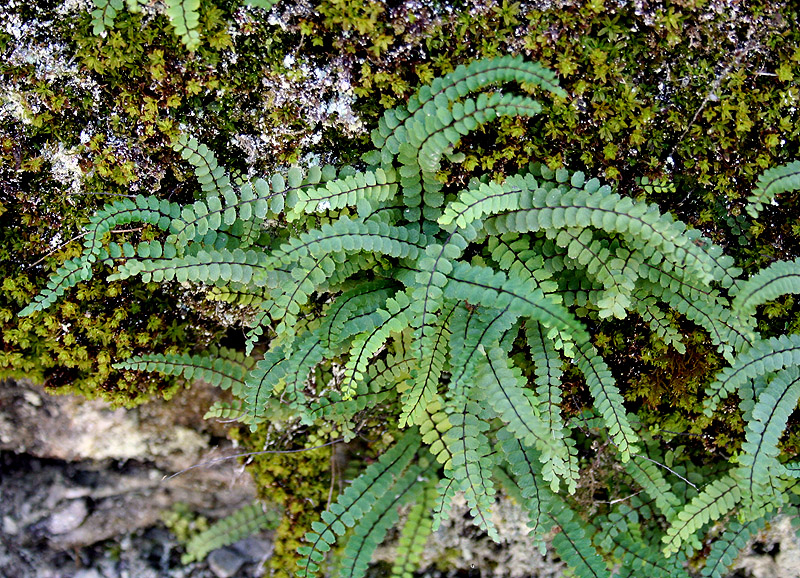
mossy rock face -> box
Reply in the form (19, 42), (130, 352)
(5, 1), (800, 578)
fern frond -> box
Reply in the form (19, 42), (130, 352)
(399, 301), (454, 427)
(574, 341), (639, 461)
(700, 516), (767, 578)
(341, 293), (412, 400)
(173, 136), (236, 202)
(399, 55), (566, 120)
(115, 349), (253, 395)
(108, 246), (271, 286)
(662, 475), (741, 557)
(625, 452), (681, 522)
(91, 0), (122, 34)
(297, 430), (421, 578)
(269, 218), (423, 267)
(640, 279), (753, 359)
(290, 167), (399, 216)
(496, 429), (550, 538)
(633, 295), (686, 354)
(549, 499), (611, 578)
(418, 397), (453, 467)
(443, 261), (588, 342)
(336, 465), (425, 578)
(525, 322), (579, 493)
(483, 180), (738, 288)
(448, 302), (519, 388)
(730, 258), (800, 327)
(703, 334), (800, 415)
(389, 479), (437, 578)
(182, 502), (276, 564)
(736, 367), (800, 510)
(242, 343), (288, 429)
(443, 400), (498, 540)
(746, 160), (800, 218)
(320, 281), (396, 350)
(165, 0), (201, 50)
(20, 256), (91, 317)
(606, 527), (690, 578)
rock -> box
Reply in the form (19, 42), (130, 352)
(208, 547), (247, 578)
(47, 499), (88, 535)
(72, 570), (103, 578)
(231, 535), (274, 563)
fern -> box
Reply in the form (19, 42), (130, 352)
(296, 430), (420, 577)
(389, 480), (437, 578)
(21, 55), (800, 578)
(700, 516), (767, 578)
(181, 502), (277, 564)
(746, 160), (800, 218)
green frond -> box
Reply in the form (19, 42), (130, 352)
(242, 343), (289, 429)
(633, 295), (686, 354)
(389, 479), (437, 578)
(444, 261), (588, 342)
(730, 258), (800, 327)
(173, 135), (236, 202)
(182, 502), (277, 564)
(319, 281), (397, 350)
(662, 475), (742, 557)
(526, 322), (579, 493)
(483, 181), (738, 288)
(115, 349), (253, 395)
(419, 397), (454, 467)
(549, 499), (611, 578)
(476, 343), (574, 492)
(336, 465), (425, 578)
(204, 399), (279, 426)
(496, 429), (550, 539)
(290, 167), (399, 216)
(700, 517), (767, 578)
(401, 55), (566, 120)
(268, 217), (424, 267)
(448, 302), (519, 394)
(604, 525), (690, 578)
(736, 368), (800, 510)
(443, 400), (498, 540)
(703, 334), (800, 416)
(296, 430), (421, 578)
(108, 246), (271, 286)
(624, 451), (681, 522)
(19, 256), (91, 317)
(574, 341), (639, 461)
(342, 292), (412, 400)
(640, 279), (753, 359)
(399, 301), (454, 427)
(746, 160), (800, 218)
(165, 0), (201, 50)
(91, 0), (122, 34)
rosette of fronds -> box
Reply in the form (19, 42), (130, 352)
(23, 56), (800, 577)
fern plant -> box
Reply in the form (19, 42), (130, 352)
(21, 56), (800, 577)
(90, 0), (280, 51)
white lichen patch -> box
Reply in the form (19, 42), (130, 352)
(0, 89), (37, 124)
(42, 142), (85, 194)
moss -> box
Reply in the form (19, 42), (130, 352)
(230, 425), (333, 578)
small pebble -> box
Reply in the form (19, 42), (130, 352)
(47, 499), (88, 535)
(208, 547), (246, 578)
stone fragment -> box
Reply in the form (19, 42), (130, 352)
(208, 547), (247, 578)
(231, 535), (274, 563)
(47, 499), (88, 535)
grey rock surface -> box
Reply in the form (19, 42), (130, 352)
(46, 498), (88, 535)
(208, 547), (246, 578)
(0, 379), (271, 578)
